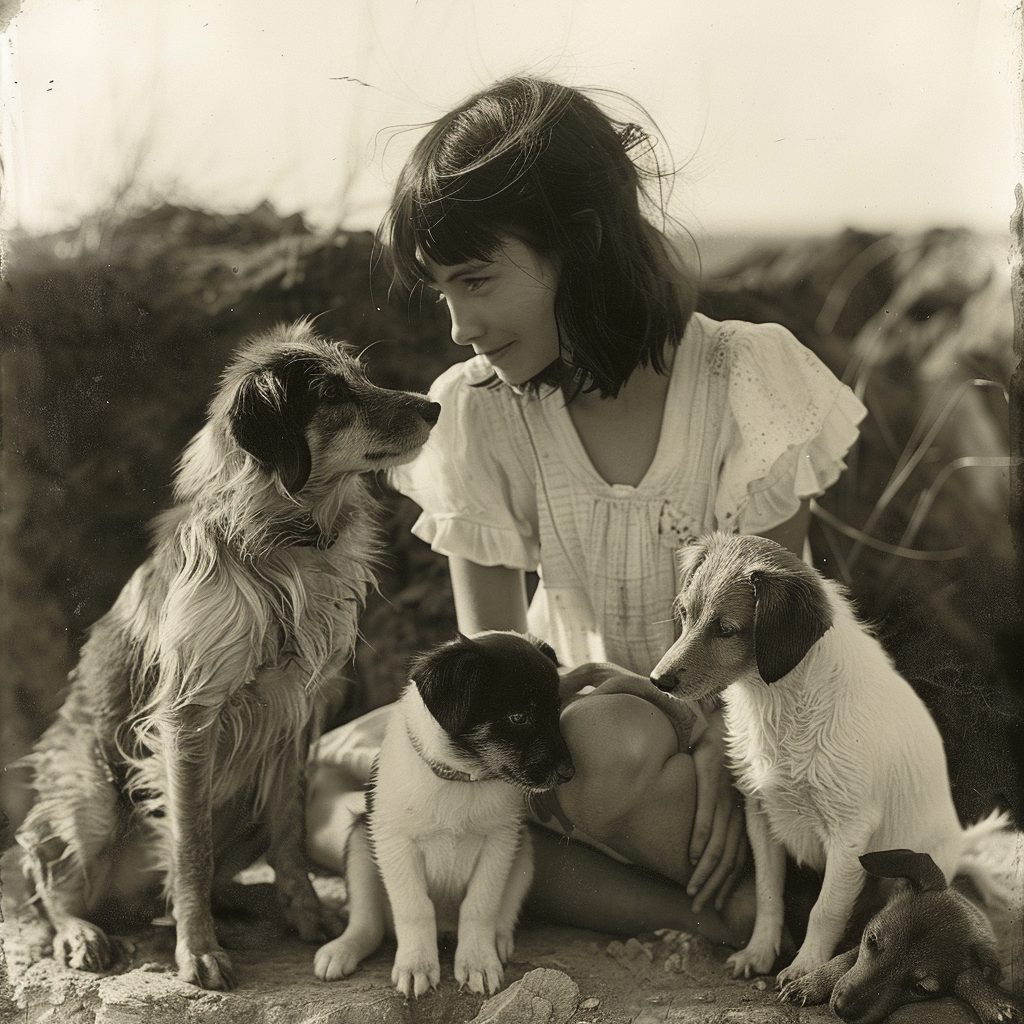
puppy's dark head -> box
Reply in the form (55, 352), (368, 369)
(828, 849), (1002, 1024)
(650, 533), (832, 697)
(411, 631), (575, 792)
(225, 322), (440, 495)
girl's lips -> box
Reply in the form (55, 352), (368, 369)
(478, 341), (514, 361)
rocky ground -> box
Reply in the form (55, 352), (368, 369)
(3, 851), (1019, 1024)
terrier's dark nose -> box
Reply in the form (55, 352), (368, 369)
(557, 762), (576, 784)
(421, 401), (442, 425)
(650, 673), (678, 692)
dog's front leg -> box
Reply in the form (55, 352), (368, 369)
(778, 848), (866, 985)
(726, 797), (786, 978)
(162, 705), (235, 990)
(492, 827), (534, 968)
(264, 740), (338, 943)
(375, 838), (439, 998)
(454, 829), (523, 996)
(954, 968), (1022, 1023)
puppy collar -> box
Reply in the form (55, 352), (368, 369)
(406, 727), (494, 783)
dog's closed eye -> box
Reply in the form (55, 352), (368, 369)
(318, 376), (359, 405)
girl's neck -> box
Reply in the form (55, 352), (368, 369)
(563, 345), (676, 487)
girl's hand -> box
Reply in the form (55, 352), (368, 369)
(686, 709), (749, 912)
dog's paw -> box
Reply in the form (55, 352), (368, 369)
(779, 968), (834, 1007)
(776, 949), (828, 987)
(277, 875), (341, 942)
(53, 918), (114, 972)
(313, 928), (382, 982)
(726, 942), (778, 979)
(454, 938), (504, 996)
(972, 992), (1022, 1023)
(392, 944), (440, 999)
(176, 944), (236, 991)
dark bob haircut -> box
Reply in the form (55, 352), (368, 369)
(381, 76), (698, 399)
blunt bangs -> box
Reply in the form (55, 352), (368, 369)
(381, 76), (698, 397)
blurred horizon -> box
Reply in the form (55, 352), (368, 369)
(2, 0), (1020, 245)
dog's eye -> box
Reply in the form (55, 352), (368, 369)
(320, 377), (357, 404)
(913, 978), (939, 996)
(716, 619), (738, 637)
(506, 711), (530, 726)
(864, 932), (880, 952)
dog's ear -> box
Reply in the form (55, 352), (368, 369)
(522, 633), (560, 667)
(859, 849), (948, 893)
(230, 359), (319, 494)
(749, 559), (832, 683)
(674, 540), (708, 592)
(411, 635), (484, 736)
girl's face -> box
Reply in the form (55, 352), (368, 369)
(420, 237), (561, 387)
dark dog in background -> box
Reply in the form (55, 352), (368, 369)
(781, 848), (1020, 1024)
(314, 631), (575, 998)
(15, 321), (439, 990)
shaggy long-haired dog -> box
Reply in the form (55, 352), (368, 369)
(649, 533), (1012, 988)
(15, 321), (440, 990)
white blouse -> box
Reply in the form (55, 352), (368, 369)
(390, 313), (866, 675)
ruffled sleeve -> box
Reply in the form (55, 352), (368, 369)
(713, 321), (867, 533)
(388, 358), (540, 570)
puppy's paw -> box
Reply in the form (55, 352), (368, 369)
(779, 967), (834, 1007)
(176, 944), (236, 991)
(726, 942), (778, 979)
(53, 918), (114, 972)
(392, 943), (440, 999)
(455, 937), (504, 996)
(314, 927), (382, 981)
(971, 991), (1022, 1023)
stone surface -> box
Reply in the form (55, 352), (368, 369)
(468, 968), (579, 1024)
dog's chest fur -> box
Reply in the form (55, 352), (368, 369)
(369, 698), (527, 931)
(723, 672), (839, 872)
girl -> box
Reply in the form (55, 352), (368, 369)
(307, 75), (866, 970)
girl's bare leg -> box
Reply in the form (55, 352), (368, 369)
(525, 827), (755, 946)
(523, 693), (756, 946)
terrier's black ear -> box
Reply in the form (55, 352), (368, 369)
(750, 558), (832, 683)
(411, 635), (483, 736)
(859, 849), (948, 893)
(230, 358), (318, 494)
(522, 633), (560, 667)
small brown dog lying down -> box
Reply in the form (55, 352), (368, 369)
(649, 533), (1012, 987)
(781, 847), (1021, 1024)
(15, 322), (439, 990)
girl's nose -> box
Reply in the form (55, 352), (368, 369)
(448, 303), (484, 347)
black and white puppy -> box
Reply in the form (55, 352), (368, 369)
(314, 631), (575, 998)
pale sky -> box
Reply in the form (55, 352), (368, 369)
(2, 0), (1020, 240)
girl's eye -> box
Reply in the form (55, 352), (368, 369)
(464, 277), (489, 292)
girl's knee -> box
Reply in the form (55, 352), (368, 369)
(558, 693), (684, 826)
